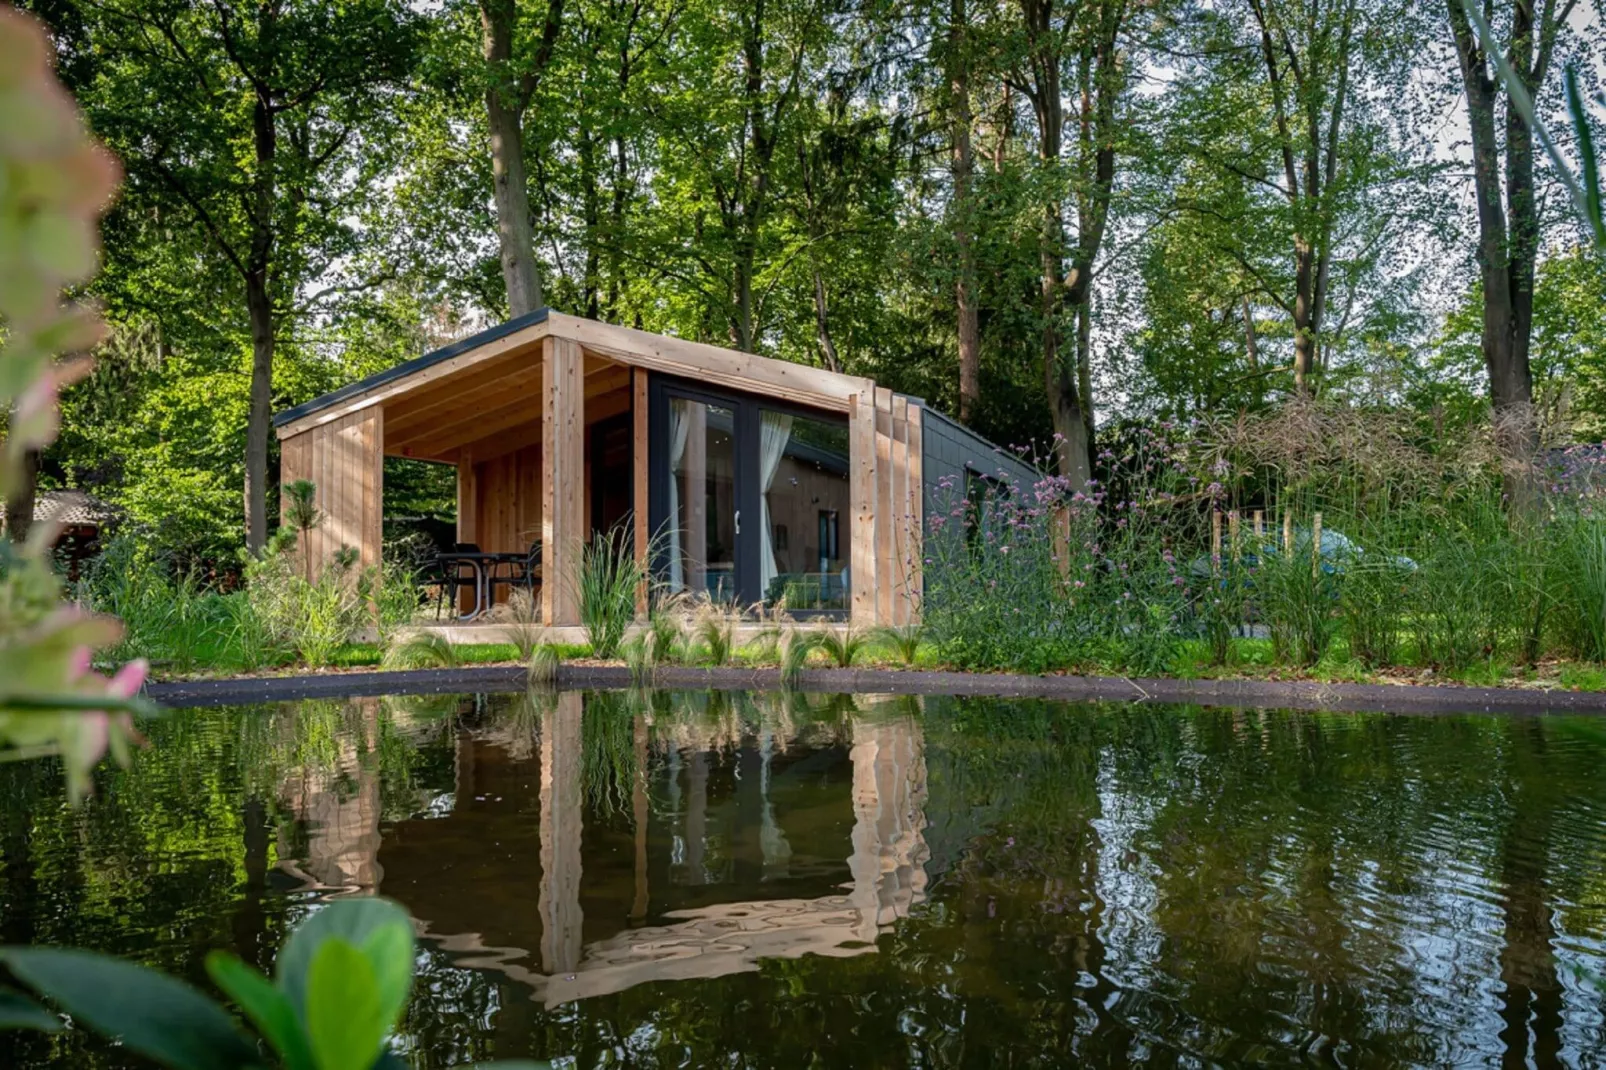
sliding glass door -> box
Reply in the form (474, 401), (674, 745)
(650, 377), (851, 614)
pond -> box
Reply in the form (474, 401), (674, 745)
(2, 689), (1605, 1067)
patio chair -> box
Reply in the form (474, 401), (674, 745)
(432, 542), (483, 620)
(489, 539), (542, 605)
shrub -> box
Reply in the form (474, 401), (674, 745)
(922, 426), (1194, 674)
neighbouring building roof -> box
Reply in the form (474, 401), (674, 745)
(33, 489), (113, 527)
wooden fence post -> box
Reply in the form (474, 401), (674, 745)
(1311, 511), (1323, 577)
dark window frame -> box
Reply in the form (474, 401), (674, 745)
(647, 371), (850, 616)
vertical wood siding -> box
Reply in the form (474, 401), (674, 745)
(848, 391), (924, 627)
(279, 407), (382, 581)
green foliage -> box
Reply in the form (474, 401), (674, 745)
(691, 609), (735, 667)
(527, 642), (562, 687)
(871, 625), (923, 666)
(0, 898), (552, 1070)
(0, 7), (151, 797)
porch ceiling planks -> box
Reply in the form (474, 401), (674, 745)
(385, 364), (546, 449)
(446, 377), (632, 466)
(276, 314), (553, 439)
(384, 359), (631, 460)
(278, 310), (875, 442)
(382, 351), (542, 428)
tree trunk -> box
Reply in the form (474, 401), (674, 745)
(579, 123), (601, 319)
(1292, 240), (1318, 394)
(949, 0), (980, 425)
(243, 85), (277, 557)
(481, 0), (544, 317)
(1075, 298), (1096, 451)
(244, 269), (274, 555)
(5, 446), (39, 545)
(1444, 0), (1541, 486)
(812, 269), (841, 372)
(1043, 206), (1093, 488)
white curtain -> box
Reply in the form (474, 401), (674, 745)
(667, 400), (692, 591)
(758, 411), (794, 599)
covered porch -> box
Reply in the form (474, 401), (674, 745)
(274, 310), (925, 627)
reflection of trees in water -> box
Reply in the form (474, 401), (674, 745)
(7, 695), (1606, 1068)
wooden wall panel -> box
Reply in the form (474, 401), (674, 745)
(904, 404), (924, 624)
(543, 336), (585, 625)
(847, 392), (923, 627)
(279, 406), (382, 582)
(849, 393), (878, 625)
(473, 446), (543, 556)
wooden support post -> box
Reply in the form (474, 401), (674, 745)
(1311, 511), (1323, 577)
(456, 452), (478, 615)
(1228, 510), (1241, 563)
(1253, 510), (1264, 538)
(633, 368), (650, 616)
(906, 404), (924, 623)
(542, 336), (584, 626)
(1282, 510), (1294, 558)
(1211, 510), (1222, 574)
(849, 393), (879, 626)
(874, 388), (895, 627)
(890, 394), (910, 626)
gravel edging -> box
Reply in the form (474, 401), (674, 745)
(143, 664), (1606, 715)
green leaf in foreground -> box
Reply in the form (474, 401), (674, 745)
(276, 898), (415, 1025)
(305, 939), (387, 1070)
(0, 947), (261, 1070)
(0, 988), (62, 1032)
(206, 951), (316, 1070)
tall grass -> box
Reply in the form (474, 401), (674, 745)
(575, 525), (646, 660)
(923, 402), (1606, 679)
(80, 530), (428, 674)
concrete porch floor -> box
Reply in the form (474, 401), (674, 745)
(402, 619), (852, 649)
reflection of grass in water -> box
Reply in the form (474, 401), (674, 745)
(583, 690), (640, 818)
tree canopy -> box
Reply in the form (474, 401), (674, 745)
(15, 0), (1605, 566)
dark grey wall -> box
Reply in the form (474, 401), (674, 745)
(917, 402), (1041, 518)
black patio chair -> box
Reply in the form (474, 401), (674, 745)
(489, 539), (542, 605)
(432, 542), (484, 619)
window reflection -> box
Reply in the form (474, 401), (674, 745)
(668, 398), (737, 601)
(761, 410), (850, 610)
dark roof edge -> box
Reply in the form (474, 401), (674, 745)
(918, 399), (1046, 478)
(273, 307), (551, 429)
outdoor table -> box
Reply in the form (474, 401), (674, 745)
(436, 550), (541, 621)
(435, 552), (513, 621)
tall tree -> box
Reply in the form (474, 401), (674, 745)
(1162, 0), (1433, 402)
(58, 0), (419, 553)
(1006, 0), (1129, 485)
(1443, 0), (1580, 455)
(477, 0), (566, 317)
(944, 0), (982, 422)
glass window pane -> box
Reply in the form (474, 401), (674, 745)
(668, 398), (737, 602)
(760, 409), (850, 610)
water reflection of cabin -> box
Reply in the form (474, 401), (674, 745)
(283, 695), (930, 1008)
(272, 309), (1034, 623)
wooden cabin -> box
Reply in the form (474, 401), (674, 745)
(273, 309), (1035, 627)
